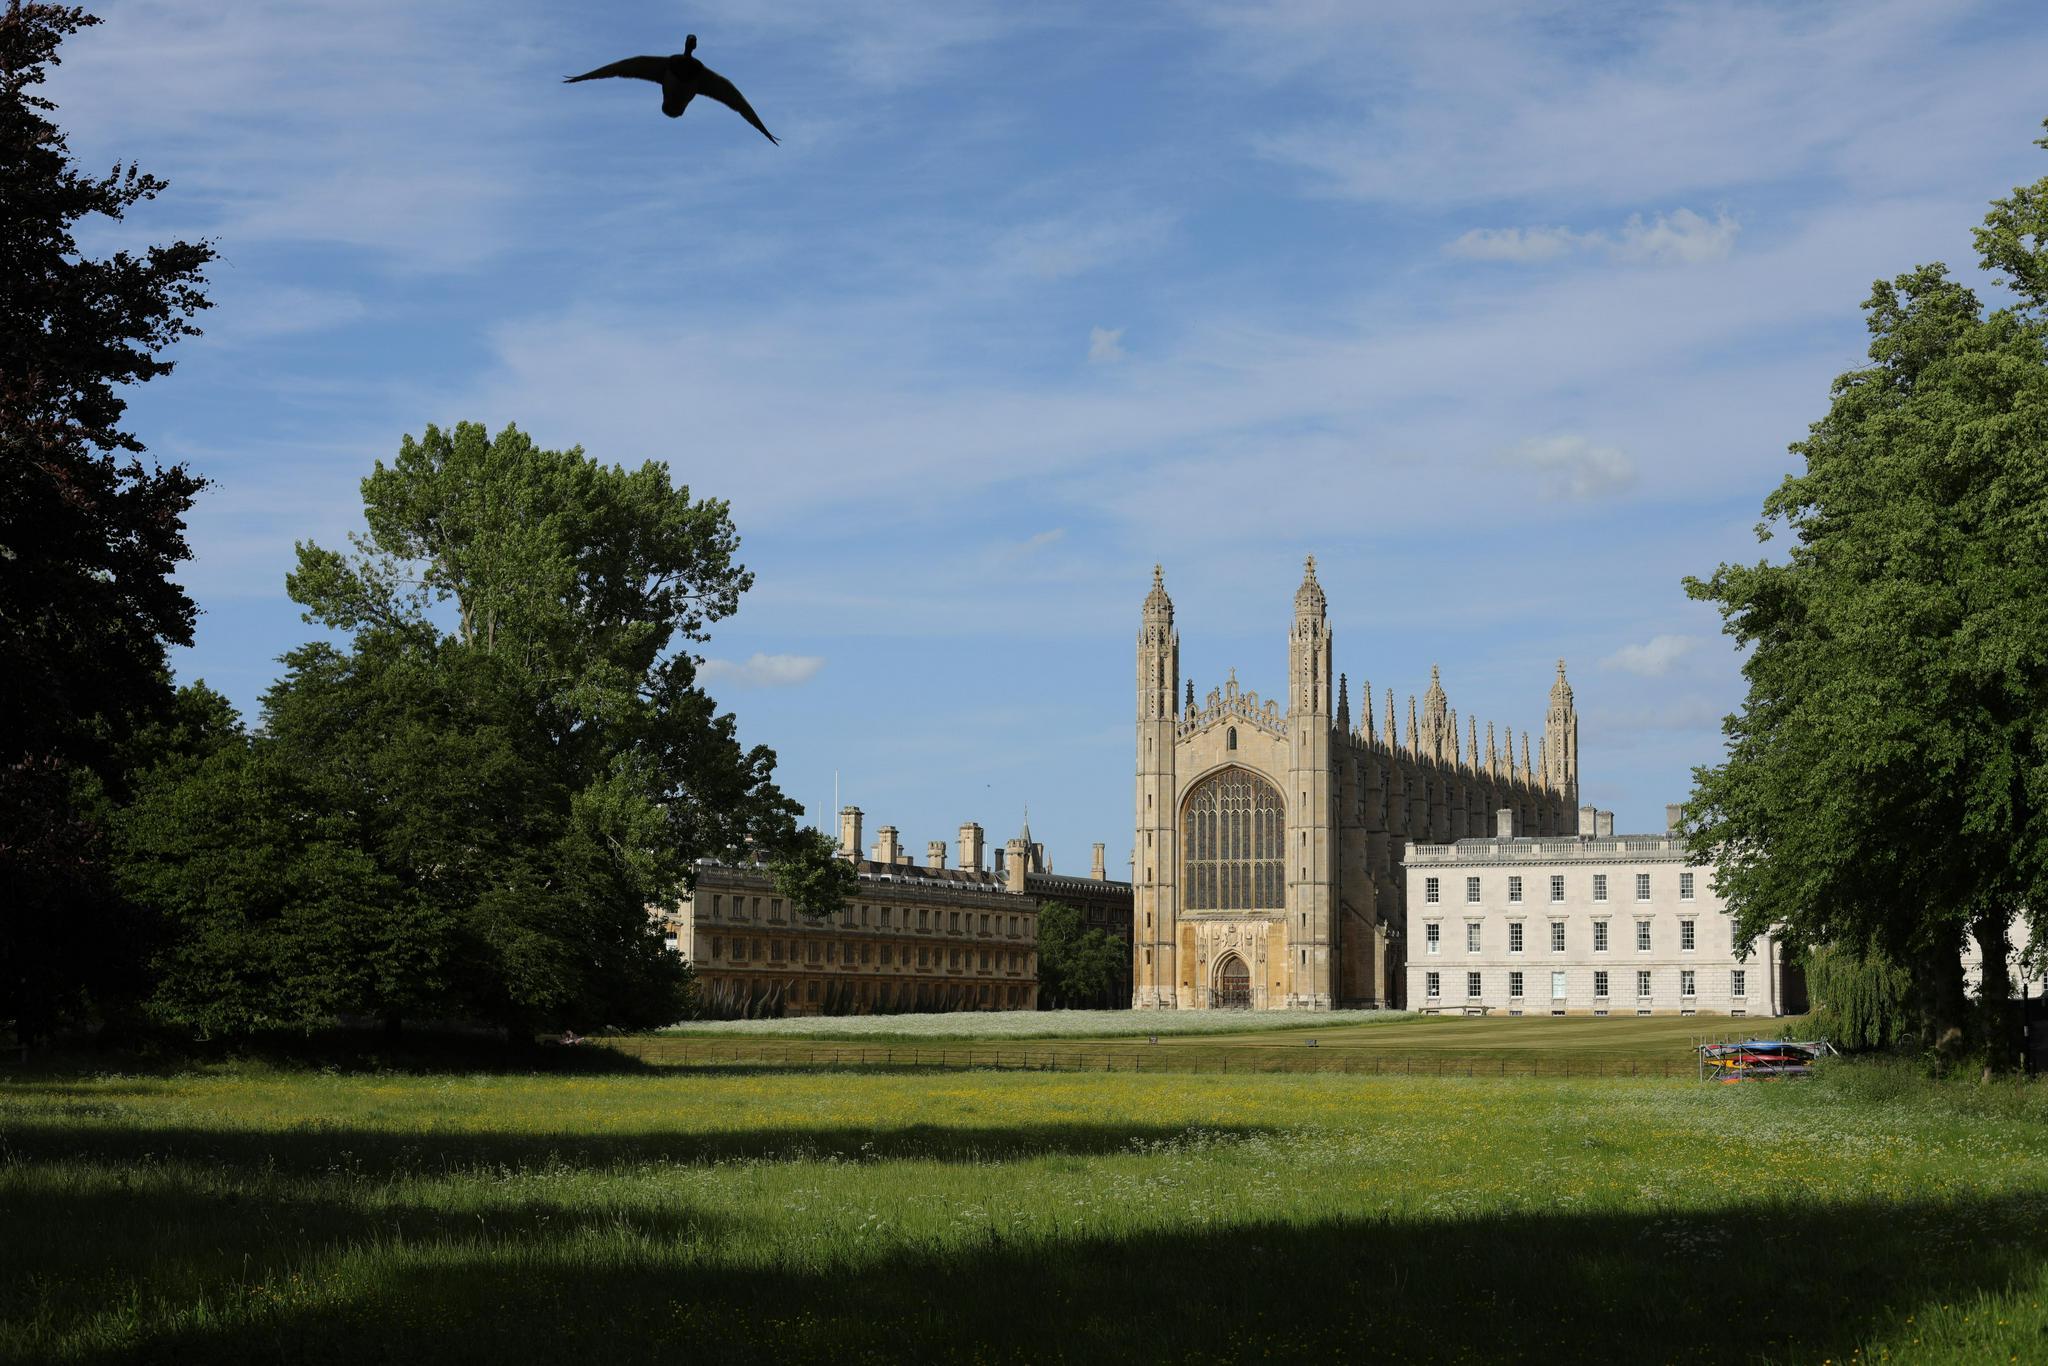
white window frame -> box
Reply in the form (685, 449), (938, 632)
(1549, 874), (1565, 903)
(1466, 971), (1482, 999)
(1635, 872), (1651, 902)
(1592, 873), (1608, 903)
(1731, 968), (1747, 998)
(1465, 876), (1481, 904)
(1636, 970), (1652, 999)
(1593, 969), (1609, 998)
(1593, 920), (1609, 952)
(1508, 970), (1524, 1000)
(1426, 970), (1441, 998)
(1549, 921), (1566, 953)
(1508, 921), (1525, 954)
(1636, 920), (1652, 952)
(1681, 969), (1697, 998)
(1425, 876), (1441, 904)
(1680, 919), (1696, 952)
(1425, 921), (1441, 955)
(1508, 875), (1523, 904)
(1466, 921), (1482, 953)
(1551, 970), (1567, 1000)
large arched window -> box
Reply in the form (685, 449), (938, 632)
(1181, 767), (1285, 911)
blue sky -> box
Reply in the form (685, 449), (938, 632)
(45, 0), (2048, 873)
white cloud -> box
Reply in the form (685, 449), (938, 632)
(1445, 226), (1587, 262)
(1447, 210), (1737, 266)
(1602, 635), (1701, 677)
(699, 652), (826, 688)
(1019, 528), (1067, 553)
(1088, 325), (1127, 363)
(1613, 209), (1741, 264)
(1507, 435), (1638, 500)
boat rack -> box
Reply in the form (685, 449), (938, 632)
(1695, 1037), (1835, 1082)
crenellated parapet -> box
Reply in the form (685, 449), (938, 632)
(1178, 668), (1288, 739)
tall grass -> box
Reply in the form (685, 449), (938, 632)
(656, 1007), (1416, 1039)
(2, 1063), (2042, 1362)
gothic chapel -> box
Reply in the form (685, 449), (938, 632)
(1133, 559), (1580, 1009)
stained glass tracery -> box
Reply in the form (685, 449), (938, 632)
(1181, 767), (1285, 911)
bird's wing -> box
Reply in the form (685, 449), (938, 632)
(694, 65), (779, 143)
(563, 55), (668, 84)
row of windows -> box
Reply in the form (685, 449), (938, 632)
(733, 976), (1030, 1009)
(1424, 968), (1746, 999)
(707, 937), (1031, 974)
(1424, 917), (1707, 954)
(705, 893), (1025, 939)
(1423, 871), (1696, 905)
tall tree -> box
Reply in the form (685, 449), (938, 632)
(232, 422), (838, 1033)
(1, 4), (214, 1042)
(1684, 122), (2048, 1066)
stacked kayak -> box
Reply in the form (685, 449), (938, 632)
(1697, 1039), (1833, 1082)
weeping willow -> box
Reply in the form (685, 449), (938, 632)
(1804, 945), (1915, 1051)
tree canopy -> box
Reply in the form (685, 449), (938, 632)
(1684, 121), (2048, 1064)
(1035, 901), (1123, 1010)
(112, 422), (842, 1035)
(1, 4), (214, 1042)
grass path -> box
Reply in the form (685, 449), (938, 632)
(2, 1060), (2042, 1362)
(615, 1013), (1797, 1075)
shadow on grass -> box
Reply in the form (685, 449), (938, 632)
(11, 1030), (665, 1079)
(0, 1116), (1280, 1172)
(28, 1190), (2046, 1365)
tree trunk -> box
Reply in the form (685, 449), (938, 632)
(1972, 907), (2019, 1072)
(1916, 941), (1969, 1069)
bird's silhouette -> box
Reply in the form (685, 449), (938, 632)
(564, 34), (778, 144)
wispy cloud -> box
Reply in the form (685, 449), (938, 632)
(700, 653), (826, 688)
(1444, 226), (1586, 262)
(1506, 435), (1638, 500)
(1088, 325), (1127, 363)
(1603, 635), (1701, 677)
(1447, 210), (1738, 265)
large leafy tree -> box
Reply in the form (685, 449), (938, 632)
(1, 4), (214, 1042)
(223, 421), (835, 1033)
(1685, 122), (2048, 1065)
(1034, 901), (1123, 1010)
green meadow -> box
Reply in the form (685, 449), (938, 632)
(3, 1037), (2044, 1364)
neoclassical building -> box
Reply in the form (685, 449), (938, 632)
(1133, 558), (1580, 1010)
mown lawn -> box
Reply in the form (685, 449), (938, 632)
(1, 1059), (2042, 1363)
(619, 1012), (1791, 1076)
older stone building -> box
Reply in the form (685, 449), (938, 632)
(1132, 558), (1579, 1010)
(655, 808), (1132, 1016)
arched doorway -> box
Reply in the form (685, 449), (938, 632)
(1213, 953), (1251, 1010)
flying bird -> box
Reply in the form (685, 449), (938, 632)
(564, 34), (778, 144)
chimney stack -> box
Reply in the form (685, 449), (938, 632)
(959, 822), (985, 873)
(1579, 804), (1597, 836)
(874, 825), (900, 866)
(1665, 803), (1684, 834)
(1495, 808), (1515, 839)
(1596, 810), (1614, 837)
(927, 840), (948, 869)
(838, 806), (863, 859)
(1091, 843), (1106, 880)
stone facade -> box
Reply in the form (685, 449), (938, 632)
(1403, 827), (1794, 1017)
(658, 815), (1036, 1015)
(655, 808), (1132, 1016)
(1132, 558), (1578, 1011)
